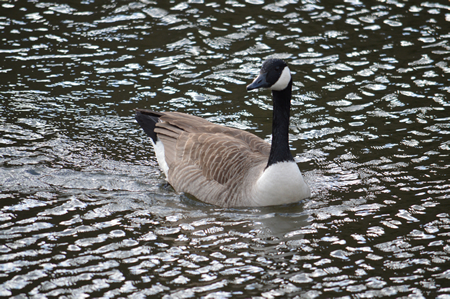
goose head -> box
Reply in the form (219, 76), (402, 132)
(247, 59), (292, 91)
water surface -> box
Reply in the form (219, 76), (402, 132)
(1, 0), (450, 298)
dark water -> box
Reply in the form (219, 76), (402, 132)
(1, 0), (450, 298)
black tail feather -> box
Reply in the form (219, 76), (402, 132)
(135, 109), (163, 143)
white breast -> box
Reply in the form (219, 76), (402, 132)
(253, 161), (310, 206)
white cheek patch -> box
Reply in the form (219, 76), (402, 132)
(270, 66), (291, 91)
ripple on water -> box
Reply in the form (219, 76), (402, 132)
(1, 0), (450, 298)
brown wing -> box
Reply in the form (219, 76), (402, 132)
(153, 112), (270, 205)
(158, 112), (270, 156)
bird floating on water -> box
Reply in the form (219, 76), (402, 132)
(135, 58), (310, 207)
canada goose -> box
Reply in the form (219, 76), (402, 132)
(135, 58), (310, 207)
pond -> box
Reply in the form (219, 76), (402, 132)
(0, 0), (449, 298)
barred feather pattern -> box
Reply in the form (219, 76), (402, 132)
(153, 111), (270, 207)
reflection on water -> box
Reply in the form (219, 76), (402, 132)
(1, 0), (450, 298)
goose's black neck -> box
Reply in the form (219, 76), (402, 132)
(267, 79), (295, 168)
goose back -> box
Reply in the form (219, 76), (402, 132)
(136, 109), (271, 206)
